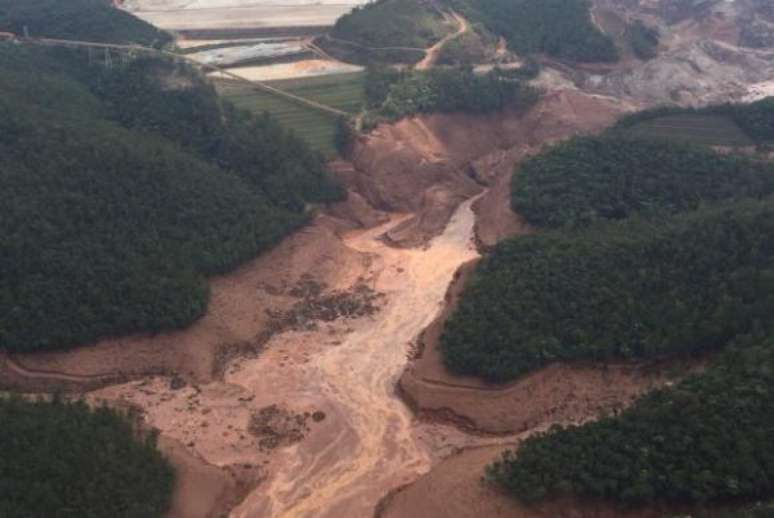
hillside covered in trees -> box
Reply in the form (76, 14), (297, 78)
(489, 336), (774, 504)
(0, 396), (174, 517)
(442, 199), (774, 381)
(319, 0), (448, 64)
(449, 0), (618, 63)
(362, 65), (539, 125)
(510, 136), (774, 228)
(438, 113), (774, 510)
(0, 0), (171, 46)
(0, 44), (342, 353)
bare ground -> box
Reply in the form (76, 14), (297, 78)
(1, 216), (369, 391)
(0, 87), (631, 517)
(4, 11), (768, 511)
(377, 445), (683, 518)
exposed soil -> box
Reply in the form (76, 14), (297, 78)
(6, 2), (772, 514)
(415, 11), (469, 71)
(377, 445), (682, 518)
(0, 86), (631, 518)
(398, 257), (705, 435)
(1, 216), (369, 391)
(160, 436), (263, 518)
(349, 88), (626, 248)
(248, 404), (311, 451)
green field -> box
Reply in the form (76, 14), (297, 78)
(216, 72), (365, 156)
(623, 114), (754, 147)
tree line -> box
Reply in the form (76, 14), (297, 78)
(318, 0), (448, 65)
(510, 135), (774, 229)
(438, 119), (774, 511)
(0, 0), (171, 46)
(0, 44), (341, 353)
(488, 335), (774, 505)
(363, 65), (539, 126)
(449, 0), (619, 63)
(442, 198), (774, 381)
(0, 395), (174, 517)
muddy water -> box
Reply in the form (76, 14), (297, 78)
(232, 198), (481, 517)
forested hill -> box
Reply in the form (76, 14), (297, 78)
(0, 0), (172, 46)
(441, 126), (774, 511)
(0, 44), (342, 353)
(442, 199), (774, 381)
(511, 136), (774, 228)
(449, 0), (618, 63)
(1, 396), (174, 517)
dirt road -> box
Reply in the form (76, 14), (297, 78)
(415, 11), (469, 70)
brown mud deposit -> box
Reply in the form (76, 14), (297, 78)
(160, 436), (262, 518)
(378, 445), (678, 518)
(346, 89), (626, 249)
(5, 9), (765, 511)
(0, 87), (631, 518)
(1, 217), (368, 390)
(399, 259), (702, 436)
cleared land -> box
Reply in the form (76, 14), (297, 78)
(216, 72), (364, 155)
(209, 59), (362, 81)
(624, 114), (754, 146)
(125, 4), (365, 31)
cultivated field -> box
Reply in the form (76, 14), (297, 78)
(624, 114), (754, 147)
(216, 71), (365, 155)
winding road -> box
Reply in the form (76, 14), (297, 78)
(415, 11), (469, 70)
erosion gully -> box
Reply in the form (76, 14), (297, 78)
(232, 196), (485, 517)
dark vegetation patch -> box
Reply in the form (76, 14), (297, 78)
(0, 44), (341, 353)
(0, 0), (171, 46)
(442, 199), (774, 382)
(614, 98), (774, 146)
(621, 114), (753, 147)
(449, 0), (618, 63)
(0, 396), (174, 517)
(437, 98), (774, 510)
(437, 25), (498, 65)
(626, 20), (660, 60)
(362, 65), (539, 126)
(488, 336), (774, 504)
(510, 136), (774, 229)
(248, 404), (310, 450)
(268, 279), (383, 332)
(319, 0), (449, 64)
(315, 36), (426, 66)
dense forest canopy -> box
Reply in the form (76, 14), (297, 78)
(87, 57), (342, 211)
(0, 44), (341, 352)
(489, 336), (774, 504)
(329, 0), (449, 50)
(363, 65), (539, 125)
(0, 396), (173, 517)
(511, 135), (774, 228)
(442, 199), (774, 381)
(0, 0), (172, 46)
(443, 103), (774, 510)
(449, 0), (619, 63)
